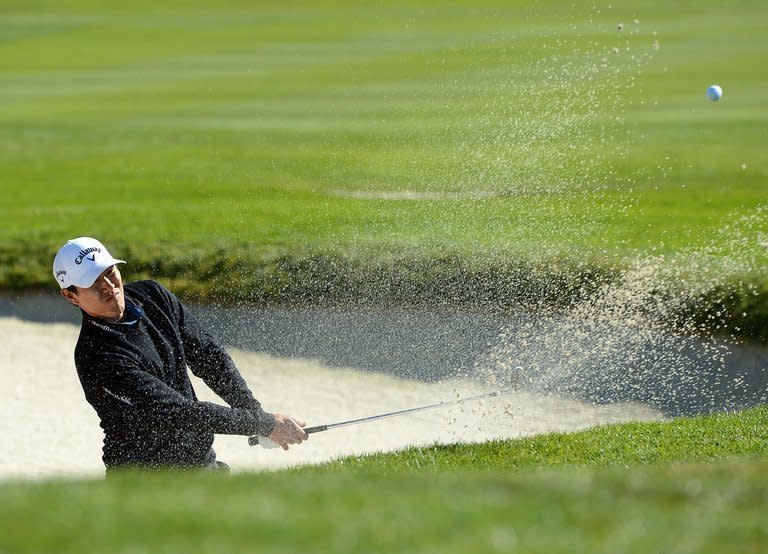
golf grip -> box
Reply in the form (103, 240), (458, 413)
(248, 424), (327, 446)
(247, 388), (514, 447)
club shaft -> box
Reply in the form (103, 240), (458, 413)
(248, 388), (512, 446)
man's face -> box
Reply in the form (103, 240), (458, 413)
(61, 265), (126, 322)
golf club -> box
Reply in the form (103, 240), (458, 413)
(248, 387), (515, 447)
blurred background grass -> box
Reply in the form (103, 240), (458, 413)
(1, 0), (765, 333)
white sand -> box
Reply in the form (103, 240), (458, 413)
(1, 316), (664, 481)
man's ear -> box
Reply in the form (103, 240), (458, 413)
(60, 288), (81, 308)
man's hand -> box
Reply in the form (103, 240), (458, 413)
(267, 413), (308, 450)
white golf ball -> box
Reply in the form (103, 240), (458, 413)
(706, 85), (723, 101)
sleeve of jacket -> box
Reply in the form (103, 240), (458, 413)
(159, 284), (275, 431)
(82, 350), (275, 437)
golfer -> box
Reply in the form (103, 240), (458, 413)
(53, 236), (308, 473)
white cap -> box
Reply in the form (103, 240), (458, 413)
(53, 237), (126, 289)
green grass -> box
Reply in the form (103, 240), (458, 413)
(2, 407), (768, 553)
(1, 1), (766, 318)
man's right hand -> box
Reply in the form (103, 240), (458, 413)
(267, 413), (308, 450)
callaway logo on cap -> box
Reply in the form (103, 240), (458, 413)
(52, 237), (126, 289)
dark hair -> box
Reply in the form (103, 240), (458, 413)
(66, 285), (78, 294)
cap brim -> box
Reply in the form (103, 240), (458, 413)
(70, 259), (125, 288)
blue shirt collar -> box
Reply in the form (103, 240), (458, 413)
(118, 299), (144, 325)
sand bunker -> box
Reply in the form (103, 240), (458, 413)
(1, 316), (663, 481)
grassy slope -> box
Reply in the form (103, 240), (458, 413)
(1, 407), (767, 553)
(0, 1), (765, 312)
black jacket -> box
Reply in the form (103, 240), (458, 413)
(74, 280), (275, 468)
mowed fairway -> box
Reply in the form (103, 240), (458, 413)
(1, 0), (766, 299)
